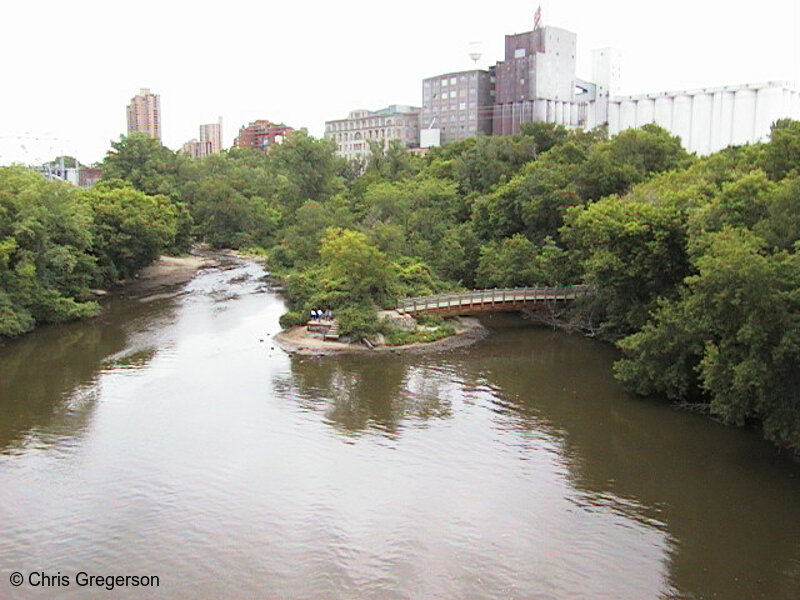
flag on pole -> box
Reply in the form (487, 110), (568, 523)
(534, 5), (542, 29)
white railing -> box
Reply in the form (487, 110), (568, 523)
(397, 285), (590, 314)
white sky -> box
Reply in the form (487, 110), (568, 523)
(1, 0), (798, 165)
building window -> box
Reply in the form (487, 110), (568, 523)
(515, 48), (526, 58)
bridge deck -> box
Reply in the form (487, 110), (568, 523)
(397, 285), (588, 316)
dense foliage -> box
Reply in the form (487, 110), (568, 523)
(4, 119), (799, 453)
(0, 168), (180, 336)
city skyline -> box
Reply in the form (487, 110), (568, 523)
(1, 0), (798, 165)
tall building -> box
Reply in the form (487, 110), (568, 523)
(182, 117), (223, 158)
(126, 88), (161, 140)
(492, 25), (585, 135)
(420, 69), (495, 144)
(234, 120), (293, 150)
(200, 117), (223, 154)
(325, 105), (420, 162)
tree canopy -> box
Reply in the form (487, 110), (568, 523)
(7, 119), (800, 453)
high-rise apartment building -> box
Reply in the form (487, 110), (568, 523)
(126, 88), (161, 140)
(182, 117), (224, 158)
(200, 117), (223, 154)
(325, 105), (420, 162)
(234, 120), (293, 150)
(420, 69), (495, 144)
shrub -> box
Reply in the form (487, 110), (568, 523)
(279, 311), (306, 329)
(336, 304), (380, 337)
(384, 324), (455, 346)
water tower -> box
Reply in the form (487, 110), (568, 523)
(468, 41), (483, 65)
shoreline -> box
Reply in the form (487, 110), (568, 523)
(274, 316), (488, 356)
(110, 253), (220, 295)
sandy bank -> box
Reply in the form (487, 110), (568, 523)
(274, 317), (488, 356)
(117, 254), (218, 294)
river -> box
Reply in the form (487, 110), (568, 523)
(1, 258), (799, 599)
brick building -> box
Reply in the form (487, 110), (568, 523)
(234, 120), (293, 150)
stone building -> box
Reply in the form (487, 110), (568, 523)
(325, 105), (420, 162)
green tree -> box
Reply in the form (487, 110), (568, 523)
(520, 121), (569, 156)
(0, 167), (98, 336)
(690, 229), (799, 446)
(364, 139), (422, 182)
(762, 118), (800, 181)
(319, 228), (395, 306)
(562, 194), (689, 335)
(101, 133), (181, 198)
(577, 124), (690, 201)
(756, 175), (800, 251)
(268, 131), (345, 214)
(476, 234), (539, 287)
(83, 182), (178, 282)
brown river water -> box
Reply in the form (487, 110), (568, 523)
(1, 258), (799, 599)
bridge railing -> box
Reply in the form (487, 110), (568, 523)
(397, 285), (590, 314)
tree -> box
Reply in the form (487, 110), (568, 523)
(762, 119), (800, 181)
(473, 143), (584, 243)
(190, 177), (280, 249)
(520, 121), (569, 156)
(689, 229), (799, 444)
(0, 167), (98, 336)
(319, 228), (395, 306)
(577, 124), (690, 201)
(756, 174), (800, 251)
(476, 234), (539, 287)
(475, 234), (574, 288)
(562, 194), (689, 335)
(101, 133), (181, 198)
(364, 139), (422, 182)
(268, 131), (345, 214)
(83, 182), (178, 282)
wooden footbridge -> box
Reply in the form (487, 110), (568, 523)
(397, 285), (589, 317)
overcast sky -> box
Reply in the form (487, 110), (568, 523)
(1, 0), (798, 165)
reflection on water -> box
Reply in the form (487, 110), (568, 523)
(275, 357), (455, 436)
(1, 262), (799, 600)
(0, 284), (181, 454)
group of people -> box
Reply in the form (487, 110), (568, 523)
(310, 308), (333, 321)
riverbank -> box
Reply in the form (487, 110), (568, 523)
(113, 254), (218, 295)
(274, 316), (487, 356)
